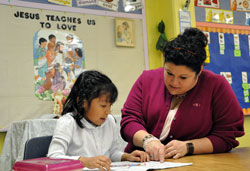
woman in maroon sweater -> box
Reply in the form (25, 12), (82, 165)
(120, 28), (244, 162)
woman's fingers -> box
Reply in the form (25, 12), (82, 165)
(159, 147), (165, 162)
(146, 140), (165, 162)
(164, 140), (187, 159)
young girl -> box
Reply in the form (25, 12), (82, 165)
(47, 70), (149, 171)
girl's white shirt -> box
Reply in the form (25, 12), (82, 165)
(47, 113), (124, 161)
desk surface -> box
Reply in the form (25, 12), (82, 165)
(159, 147), (250, 171)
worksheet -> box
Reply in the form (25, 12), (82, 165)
(83, 161), (192, 170)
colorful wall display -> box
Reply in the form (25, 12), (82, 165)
(205, 8), (233, 24)
(231, 0), (250, 12)
(12, 9), (86, 101)
(246, 12), (250, 25)
(6, 0), (142, 14)
(48, 0), (72, 7)
(123, 0), (142, 12)
(203, 31), (211, 63)
(76, 0), (97, 7)
(241, 72), (249, 103)
(196, 0), (250, 114)
(33, 30), (85, 101)
(204, 32), (250, 109)
(195, 0), (220, 8)
(97, 0), (119, 11)
(234, 34), (241, 57)
(218, 32), (225, 54)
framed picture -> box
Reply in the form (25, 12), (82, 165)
(115, 18), (135, 47)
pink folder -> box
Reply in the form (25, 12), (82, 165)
(13, 157), (84, 171)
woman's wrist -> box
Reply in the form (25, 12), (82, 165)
(186, 142), (194, 155)
(142, 134), (160, 150)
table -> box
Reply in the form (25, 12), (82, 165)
(1, 116), (249, 171)
(159, 147), (250, 171)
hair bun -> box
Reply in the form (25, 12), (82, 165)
(182, 28), (208, 49)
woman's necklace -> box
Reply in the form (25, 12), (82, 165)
(170, 93), (187, 109)
(175, 93), (187, 99)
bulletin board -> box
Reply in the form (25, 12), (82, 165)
(0, 1), (147, 127)
(204, 31), (250, 109)
(195, 0), (250, 114)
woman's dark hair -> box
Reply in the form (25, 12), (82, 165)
(62, 70), (118, 128)
(163, 28), (208, 74)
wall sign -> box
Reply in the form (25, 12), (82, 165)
(231, 0), (250, 12)
(195, 0), (220, 8)
(205, 8), (233, 24)
(179, 10), (191, 34)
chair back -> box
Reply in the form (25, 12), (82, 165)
(23, 135), (53, 160)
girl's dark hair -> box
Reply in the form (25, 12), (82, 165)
(62, 70), (118, 128)
(163, 28), (208, 74)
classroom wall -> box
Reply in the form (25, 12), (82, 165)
(145, 0), (196, 69)
(237, 116), (250, 147)
(0, 4), (145, 128)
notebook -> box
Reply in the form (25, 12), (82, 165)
(13, 157), (84, 171)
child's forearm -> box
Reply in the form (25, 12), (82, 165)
(78, 156), (111, 170)
(121, 153), (130, 161)
(78, 156), (87, 166)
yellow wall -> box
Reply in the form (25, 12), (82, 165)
(0, 132), (6, 154)
(237, 116), (250, 147)
(145, 0), (196, 69)
(145, 0), (166, 69)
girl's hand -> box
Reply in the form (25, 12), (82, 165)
(145, 140), (165, 162)
(164, 140), (187, 159)
(79, 155), (111, 171)
(122, 150), (150, 162)
(129, 150), (150, 162)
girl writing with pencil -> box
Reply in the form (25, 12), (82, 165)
(48, 70), (149, 171)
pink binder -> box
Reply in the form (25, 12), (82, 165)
(13, 157), (84, 171)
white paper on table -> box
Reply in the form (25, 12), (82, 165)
(83, 161), (192, 170)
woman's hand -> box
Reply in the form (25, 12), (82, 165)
(79, 155), (111, 171)
(122, 150), (150, 162)
(145, 140), (165, 162)
(164, 140), (187, 159)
